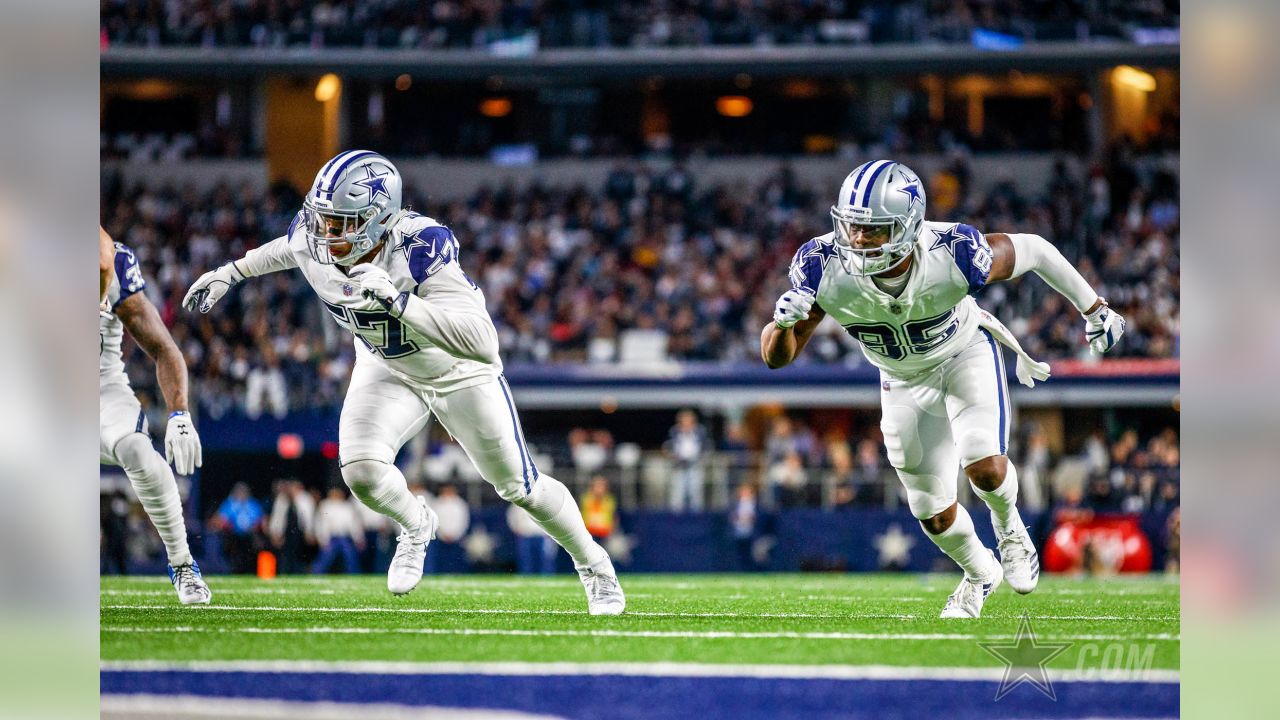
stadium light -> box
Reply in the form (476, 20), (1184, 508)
(480, 97), (513, 118)
(314, 73), (341, 102)
(1112, 65), (1156, 92)
(716, 96), (753, 117)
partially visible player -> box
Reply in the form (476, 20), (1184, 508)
(100, 228), (210, 604)
(762, 161), (1125, 618)
(183, 151), (624, 614)
(100, 226), (115, 307)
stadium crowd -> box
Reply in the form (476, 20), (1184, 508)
(100, 140), (1178, 418)
(101, 0), (1179, 49)
(102, 414), (1179, 572)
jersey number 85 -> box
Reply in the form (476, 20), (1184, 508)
(843, 309), (958, 361)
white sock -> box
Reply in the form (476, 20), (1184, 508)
(516, 476), (606, 569)
(115, 433), (192, 566)
(971, 462), (1024, 536)
(343, 460), (422, 532)
(923, 504), (995, 582)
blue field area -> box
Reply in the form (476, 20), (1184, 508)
(102, 667), (1177, 720)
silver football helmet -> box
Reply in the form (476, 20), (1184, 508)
(302, 150), (403, 265)
(830, 160), (927, 276)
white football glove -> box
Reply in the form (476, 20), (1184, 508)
(350, 263), (409, 317)
(773, 288), (816, 329)
(183, 262), (244, 314)
(165, 411), (203, 476)
(1014, 356), (1052, 389)
(1083, 302), (1126, 354)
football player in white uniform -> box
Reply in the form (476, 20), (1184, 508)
(762, 160), (1125, 618)
(100, 228), (210, 605)
(183, 151), (625, 614)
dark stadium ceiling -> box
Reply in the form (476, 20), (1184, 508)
(101, 43), (1178, 81)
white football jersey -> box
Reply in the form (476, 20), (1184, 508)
(260, 211), (499, 390)
(788, 221), (995, 377)
(100, 242), (147, 383)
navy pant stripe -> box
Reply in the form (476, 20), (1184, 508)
(496, 374), (532, 494)
(135, 408), (145, 433)
(501, 376), (539, 482)
(981, 330), (1008, 455)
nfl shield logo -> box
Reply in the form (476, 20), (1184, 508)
(881, 380), (891, 391)
(341, 284), (355, 297)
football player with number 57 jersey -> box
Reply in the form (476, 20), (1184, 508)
(762, 160), (1125, 619)
(184, 151), (623, 614)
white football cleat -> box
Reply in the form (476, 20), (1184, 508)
(996, 524), (1040, 595)
(940, 550), (1003, 619)
(388, 497), (438, 596)
(577, 556), (625, 616)
(168, 561), (211, 605)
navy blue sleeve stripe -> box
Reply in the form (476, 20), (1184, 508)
(113, 243), (146, 304)
(787, 238), (836, 294)
(946, 224), (992, 295)
(404, 225), (458, 284)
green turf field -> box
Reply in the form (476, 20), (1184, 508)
(101, 574), (1179, 670)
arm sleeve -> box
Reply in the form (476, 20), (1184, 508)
(232, 235), (298, 279)
(395, 292), (500, 365)
(1008, 233), (1099, 313)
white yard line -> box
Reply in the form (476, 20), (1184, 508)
(100, 659), (1180, 684)
(100, 603), (1178, 623)
(101, 624), (1179, 642)
(100, 604), (915, 620)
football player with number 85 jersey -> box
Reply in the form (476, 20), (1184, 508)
(762, 160), (1125, 618)
(184, 151), (623, 614)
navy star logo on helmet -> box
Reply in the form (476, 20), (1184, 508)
(354, 166), (392, 202)
(896, 181), (924, 211)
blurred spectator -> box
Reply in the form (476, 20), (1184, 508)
(100, 490), (130, 575)
(358, 487), (395, 572)
(311, 487), (365, 574)
(569, 428), (613, 473)
(104, 148), (1178, 417)
(664, 409), (708, 512)
(211, 481), (264, 574)
(245, 345), (288, 419)
(268, 479), (315, 574)
(729, 483), (762, 571)
(508, 504), (557, 575)
(425, 483), (470, 573)
(769, 451), (810, 508)
(581, 476), (618, 541)
(102, 1), (1180, 49)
